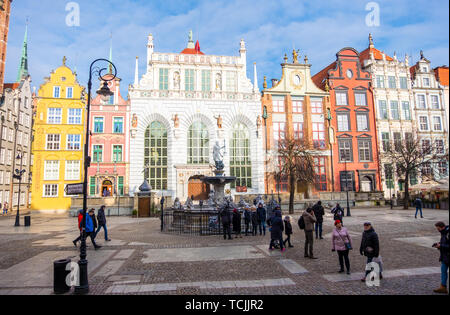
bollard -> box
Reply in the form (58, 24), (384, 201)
(53, 259), (71, 294)
(24, 216), (31, 227)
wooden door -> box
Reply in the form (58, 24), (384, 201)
(188, 179), (210, 201)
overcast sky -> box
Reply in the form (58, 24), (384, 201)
(4, 0), (449, 97)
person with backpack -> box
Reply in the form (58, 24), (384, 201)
(283, 216), (294, 248)
(220, 206), (232, 240)
(95, 205), (111, 241)
(73, 209), (101, 250)
(415, 196), (424, 219)
(360, 222), (381, 282)
(232, 209), (242, 238)
(313, 201), (325, 240)
(331, 220), (352, 274)
(332, 203), (345, 226)
(432, 221), (449, 294)
(301, 208), (317, 259)
(269, 210), (285, 252)
(257, 203), (267, 236)
(244, 207), (252, 236)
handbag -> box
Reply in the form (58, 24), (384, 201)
(336, 228), (352, 250)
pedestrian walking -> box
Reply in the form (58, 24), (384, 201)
(433, 221), (449, 294)
(257, 203), (267, 236)
(415, 196), (424, 219)
(359, 222), (381, 282)
(232, 209), (242, 238)
(244, 207), (251, 236)
(73, 210), (84, 247)
(269, 210), (285, 252)
(302, 208), (317, 259)
(331, 203), (345, 225)
(251, 206), (258, 236)
(89, 208), (98, 237)
(73, 210), (101, 250)
(219, 206), (232, 240)
(95, 205), (111, 241)
(313, 201), (325, 239)
(283, 216), (294, 248)
(331, 220), (352, 274)
(3, 202), (8, 215)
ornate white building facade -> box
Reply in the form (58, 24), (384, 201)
(128, 32), (264, 201)
(360, 35), (416, 199)
(410, 52), (449, 182)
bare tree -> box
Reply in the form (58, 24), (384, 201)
(270, 138), (316, 214)
(383, 134), (449, 209)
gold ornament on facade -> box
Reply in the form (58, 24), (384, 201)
(292, 50), (300, 64)
(263, 76), (268, 89)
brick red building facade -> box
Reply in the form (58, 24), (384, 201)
(313, 47), (381, 193)
(0, 0), (12, 95)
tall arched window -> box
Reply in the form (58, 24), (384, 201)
(145, 121), (168, 190)
(230, 123), (252, 188)
(188, 122), (209, 164)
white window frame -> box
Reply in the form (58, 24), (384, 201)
(44, 160), (60, 181)
(67, 108), (82, 125)
(335, 92), (348, 106)
(66, 87), (73, 99)
(431, 95), (440, 109)
(46, 134), (61, 150)
(67, 134), (81, 151)
(53, 86), (61, 98)
(417, 95), (426, 109)
(419, 116), (429, 131)
(47, 108), (62, 124)
(65, 160), (80, 181)
(433, 116), (442, 131)
(43, 184), (58, 198)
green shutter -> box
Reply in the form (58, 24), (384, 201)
(89, 177), (96, 196)
(118, 176), (124, 196)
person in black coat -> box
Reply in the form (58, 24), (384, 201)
(313, 201), (325, 240)
(251, 207), (258, 236)
(359, 222), (382, 281)
(232, 209), (242, 238)
(220, 207), (232, 240)
(283, 216), (294, 248)
(433, 222), (449, 294)
(269, 210), (285, 251)
(95, 205), (111, 241)
(244, 207), (251, 236)
(257, 204), (267, 236)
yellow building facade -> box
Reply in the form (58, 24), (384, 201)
(31, 58), (86, 211)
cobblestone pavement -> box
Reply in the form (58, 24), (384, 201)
(0, 207), (448, 295)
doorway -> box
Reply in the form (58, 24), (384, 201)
(361, 176), (373, 192)
(102, 180), (113, 197)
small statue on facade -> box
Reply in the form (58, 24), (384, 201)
(214, 115), (223, 129)
(173, 197), (182, 210)
(292, 49), (300, 63)
(172, 114), (180, 128)
(173, 72), (180, 90)
(215, 74), (222, 90)
(256, 115), (262, 129)
(132, 114), (138, 128)
(185, 197), (194, 210)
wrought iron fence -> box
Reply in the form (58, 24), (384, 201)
(162, 210), (256, 236)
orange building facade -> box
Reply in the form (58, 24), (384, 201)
(312, 48), (381, 193)
(262, 51), (332, 198)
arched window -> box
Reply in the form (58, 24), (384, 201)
(144, 121), (168, 190)
(230, 123), (252, 188)
(188, 122), (209, 164)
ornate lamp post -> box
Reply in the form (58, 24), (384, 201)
(262, 106), (269, 196)
(13, 150), (25, 227)
(75, 59), (116, 295)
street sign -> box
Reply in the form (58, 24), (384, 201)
(65, 183), (84, 196)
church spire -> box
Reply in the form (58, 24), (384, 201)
(17, 23), (29, 82)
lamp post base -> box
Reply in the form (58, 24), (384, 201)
(74, 259), (89, 295)
(14, 215), (20, 227)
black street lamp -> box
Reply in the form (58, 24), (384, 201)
(262, 106), (269, 195)
(75, 59), (116, 295)
(13, 151), (25, 227)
